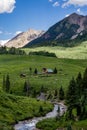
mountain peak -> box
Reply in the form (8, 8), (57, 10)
(25, 13), (87, 47)
(70, 13), (80, 16)
(68, 13), (85, 18)
(5, 29), (45, 48)
(28, 29), (39, 33)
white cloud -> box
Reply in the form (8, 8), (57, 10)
(53, 2), (59, 7)
(0, 39), (10, 46)
(62, 0), (87, 8)
(0, 0), (16, 13)
(15, 31), (22, 35)
(77, 8), (84, 15)
(49, 0), (53, 2)
(65, 14), (70, 17)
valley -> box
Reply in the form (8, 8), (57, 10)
(0, 12), (87, 130)
(0, 53), (87, 129)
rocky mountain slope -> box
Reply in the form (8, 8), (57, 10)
(25, 13), (87, 47)
(5, 29), (45, 48)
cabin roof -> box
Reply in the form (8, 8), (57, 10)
(47, 69), (53, 73)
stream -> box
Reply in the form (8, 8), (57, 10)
(14, 103), (66, 130)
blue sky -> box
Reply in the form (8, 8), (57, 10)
(0, 0), (87, 42)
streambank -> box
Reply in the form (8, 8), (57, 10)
(14, 103), (66, 130)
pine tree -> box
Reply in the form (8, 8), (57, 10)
(5, 74), (10, 93)
(81, 68), (87, 119)
(2, 75), (6, 91)
(76, 72), (83, 116)
(79, 95), (86, 118)
(82, 68), (87, 95)
(53, 67), (57, 74)
(59, 86), (65, 100)
(34, 68), (38, 74)
(66, 69), (87, 120)
(47, 93), (53, 100)
(29, 67), (32, 74)
(66, 77), (77, 118)
(23, 81), (30, 96)
(39, 106), (43, 113)
(54, 89), (58, 97)
(67, 124), (72, 130)
(24, 81), (27, 92)
(66, 77), (77, 105)
(76, 72), (82, 97)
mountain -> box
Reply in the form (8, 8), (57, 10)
(5, 29), (45, 48)
(25, 13), (87, 47)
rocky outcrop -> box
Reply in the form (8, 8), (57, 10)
(5, 29), (45, 48)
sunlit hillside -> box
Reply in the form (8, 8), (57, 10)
(23, 41), (87, 59)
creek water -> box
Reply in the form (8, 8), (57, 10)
(14, 104), (66, 130)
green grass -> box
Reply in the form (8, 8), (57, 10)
(0, 52), (87, 129)
(23, 41), (87, 59)
(0, 54), (87, 96)
(36, 118), (87, 130)
(36, 118), (59, 130)
(74, 120), (87, 129)
(0, 91), (53, 130)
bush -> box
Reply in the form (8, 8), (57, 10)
(29, 51), (56, 57)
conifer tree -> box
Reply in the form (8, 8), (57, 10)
(39, 106), (43, 113)
(67, 124), (72, 130)
(34, 68), (38, 74)
(76, 72), (82, 97)
(82, 68), (87, 95)
(76, 72), (83, 116)
(66, 77), (77, 118)
(6, 74), (10, 93)
(66, 77), (77, 105)
(53, 67), (57, 74)
(2, 75), (6, 91)
(54, 89), (58, 97)
(23, 81), (30, 96)
(66, 69), (87, 120)
(81, 68), (87, 118)
(79, 95), (86, 118)
(59, 86), (65, 100)
(29, 67), (32, 74)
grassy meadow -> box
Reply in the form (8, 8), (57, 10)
(23, 41), (87, 59)
(0, 54), (87, 96)
(0, 42), (87, 129)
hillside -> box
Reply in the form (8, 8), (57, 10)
(24, 41), (87, 59)
(0, 91), (52, 130)
(25, 13), (87, 47)
(5, 29), (45, 48)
